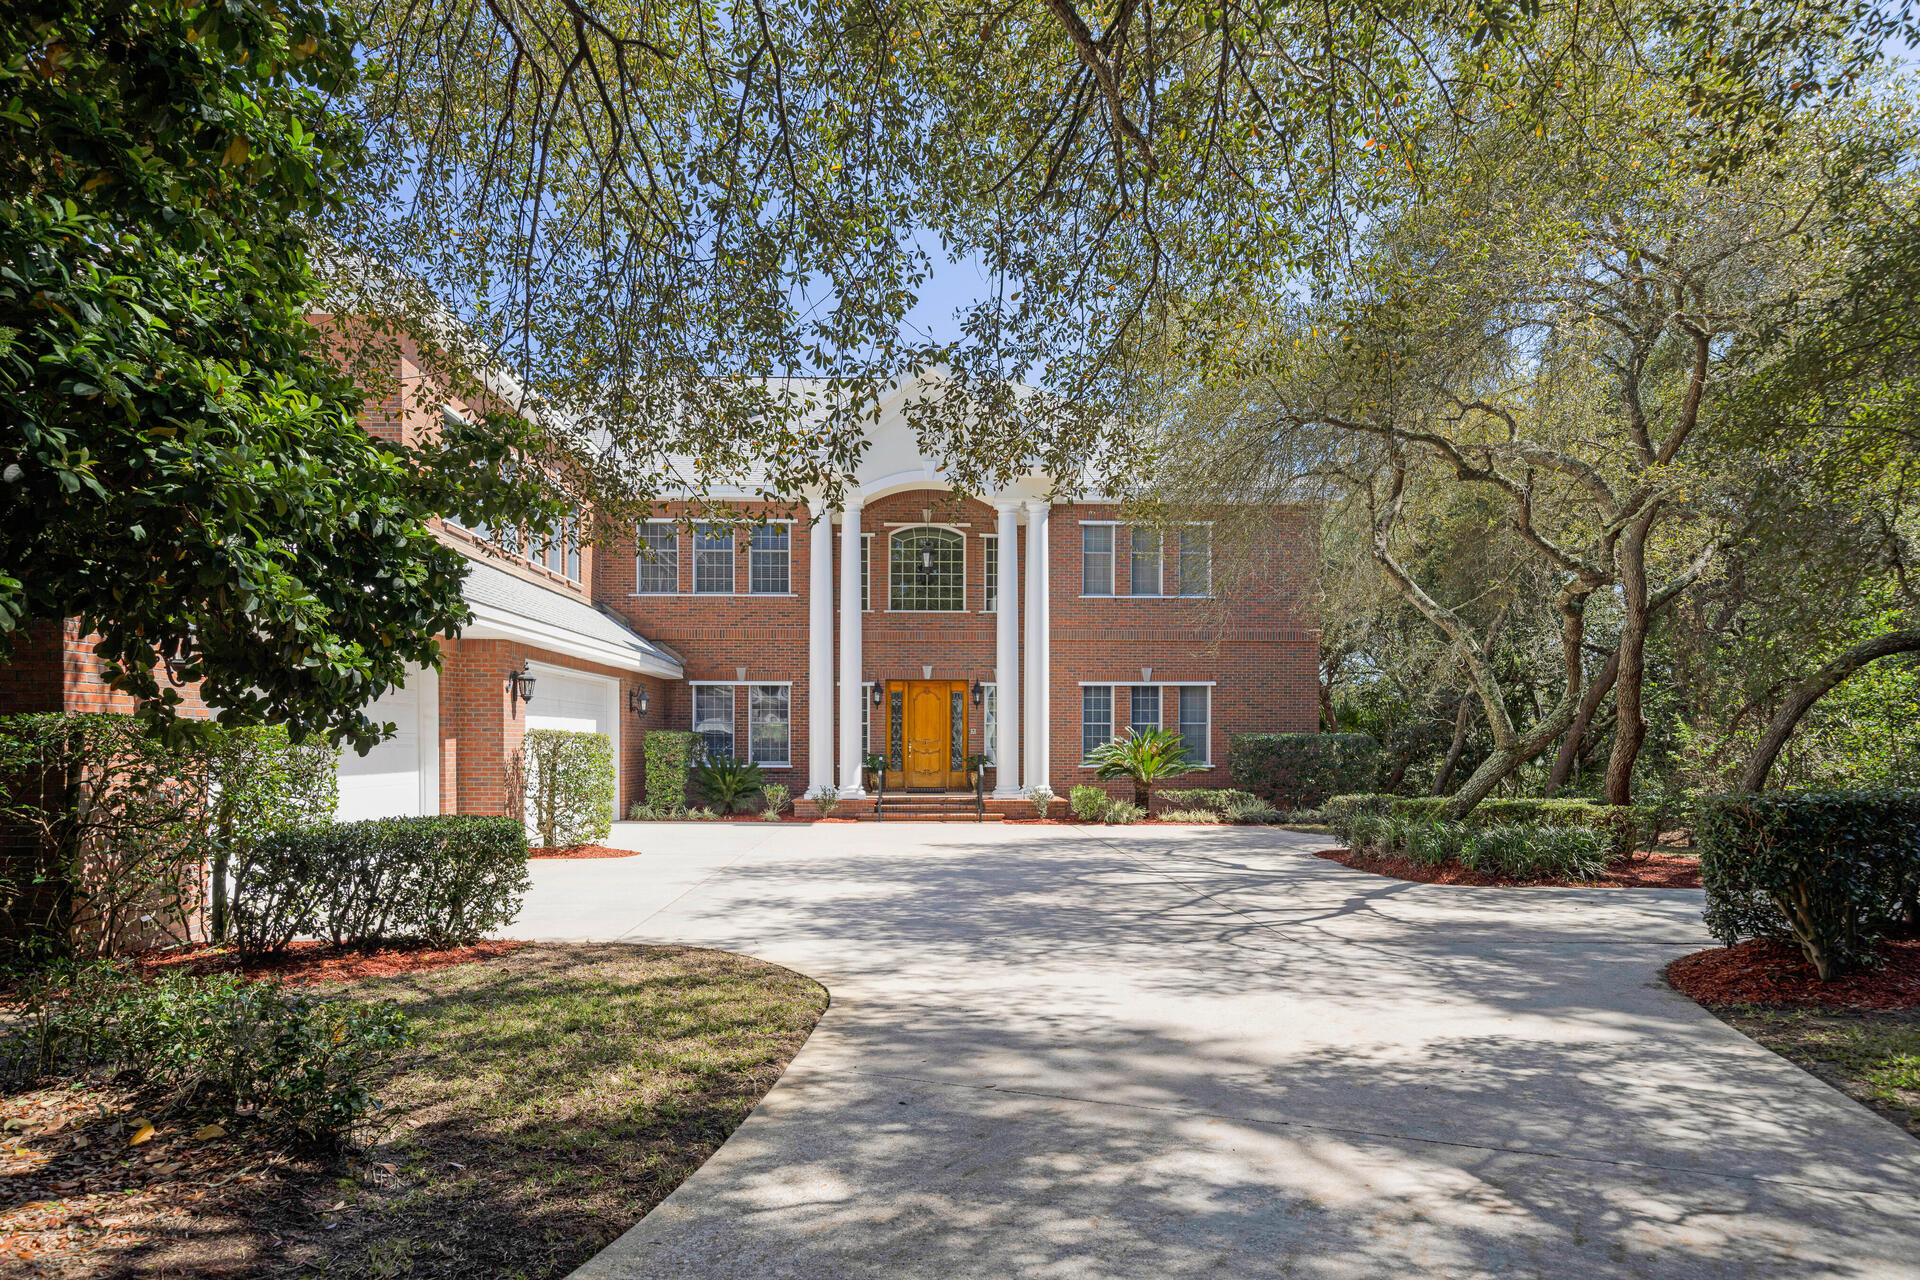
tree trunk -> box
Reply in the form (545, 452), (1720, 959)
(1547, 649), (1619, 795)
(1604, 512), (1656, 805)
(1433, 695), (1472, 795)
(1735, 630), (1920, 792)
(1319, 678), (1339, 733)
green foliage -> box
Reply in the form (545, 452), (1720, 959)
(1069, 785), (1111, 822)
(0, 713), (207, 958)
(1028, 786), (1056, 818)
(0, 0), (556, 748)
(1158, 788), (1259, 813)
(1, 961), (412, 1144)
(1160, 808), (1224, 824)
(232, 816), (529, 957)
(515, 729), (614, 849)
(690, 756), (765, 815)
(643, 731), (698, 810)
(761, 783), (790, 820)
(813, 786), (840, 818)
(1459, 825), (1612, 881)
(1327, 793), (1654, 856)
(1086, 728), (1208, 809)
(204, 724), (339, 944)
(1223, 795), (1282, 824)
(1228, 734), (1382, 808)
(1699, 790), (1920, 980)
(1104, 801), (1145, 825)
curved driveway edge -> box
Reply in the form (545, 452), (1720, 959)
(510, 822), (1920, 1279)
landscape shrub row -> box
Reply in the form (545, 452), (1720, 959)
(232, 816), (529, 958)
(1335, 811), (1613, 882)
(1228, 734), (1381, 808)
(1324, 793), (1659, 856)
(1700, 789), (1920, 980)
(0, 962), (411, 1144)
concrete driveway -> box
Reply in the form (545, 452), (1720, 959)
(510, 822), (1920, 1279)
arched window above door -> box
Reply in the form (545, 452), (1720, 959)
(889, 527), (965, 611)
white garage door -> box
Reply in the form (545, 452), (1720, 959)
(525, 669), (611, 735)
(336, 669), (438, 820)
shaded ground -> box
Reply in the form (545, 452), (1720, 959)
(1711, 1006), (1920, 1141)
(1, 943), (826, 1278)
(1316, 846), (1702, 888)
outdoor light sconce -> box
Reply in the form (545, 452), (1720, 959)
(628, 687), (650, 716)
(509, 664), (537, 715)
(162, 650), (193, 687)
(869, 684), (884, 707)
(970, 680), (985, 707)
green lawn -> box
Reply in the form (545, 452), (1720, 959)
(1716, 1006), (1920, 1140)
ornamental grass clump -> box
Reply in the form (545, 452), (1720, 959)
(1461, 825), (1610, 881)
(1104, 801), (1145, 825)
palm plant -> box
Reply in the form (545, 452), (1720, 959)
(1086, 728), (1208, 811)
(690, 755), (766, 815)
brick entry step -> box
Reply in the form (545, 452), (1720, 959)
(791, 792), (1022, 822)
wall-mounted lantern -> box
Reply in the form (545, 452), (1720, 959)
(509, 664), (537, 715)
(628, 686), (651, 716)
(970, 679), (985, 707)
(869, 684), (883, 707)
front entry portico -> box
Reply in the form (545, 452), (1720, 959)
(882, 679), (971, 791)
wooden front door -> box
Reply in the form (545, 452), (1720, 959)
(883, 679), (971, 791)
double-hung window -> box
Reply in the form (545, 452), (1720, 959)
(1178, 686), (1211, 764)
(1128, 528), (1162, 596)
(1081, 685), (1114, 761)
(1178, 526), (1212, 596)
(1082, 525), (1114, 596)
(859, 535), (872, 611)
(693, 685), (735, 759)
(983, 535), (998, 612)
(636, 522), (678, 594)
(749, 524), (790, 594)
(693, 524), (734, 594)
(749, 685), (790, 766)
(1129, 685), (1161, 736)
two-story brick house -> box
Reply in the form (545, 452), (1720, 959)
(5, 350), (1319, 819)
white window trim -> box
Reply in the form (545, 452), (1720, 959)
(886, 524), (969, 613)
(747, 519), (795, 596)
(746, 681), (794, 769)
(1177, 522), (1215, 599)
(1127, 527), (1165, 598)
(1076, 681), (1213, 766)
(980, 534), (999, 614)
(634, 521), (680, 596)
(689, 680), (738, 761)
(981, 681), (998, 765)
(691, 523), (737, 595)
(860, 533), (873, 612)
(1075, 680), (1219, 687)
(1176, 684), (1213, 766)
(1079, 520), (1117, 599)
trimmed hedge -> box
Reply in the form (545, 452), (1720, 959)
(1228, 734), (1381, 808)
(232, 816), (530, 957)
(516, 728), (614, 848)
(1699, 790), (1920, 980)
(1325, 793), (1654, 857)
(1336, 812), (1611, 881)
(644, 730), (698, 810)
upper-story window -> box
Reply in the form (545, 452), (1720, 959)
(1082, 525), (1114, 596)
(693, 523), (734, 594)
(1128, 528), (1162, 596)
(1178, 526), (1212, 597)
(983, 534), (998, 612)
(749, 524), (790, 594)
(636, 522), (678, 594)
(889, 527), (964, 611)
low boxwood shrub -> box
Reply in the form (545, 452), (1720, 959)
(1325, 793), (1652, 857)
(1158, 787), (1258, 813)
(1699, 790), (1920, 980)
(232, 816), (530, 957)
(1, 962), (412, 1145)
(514, 729), (614, 849)
(643, 730), (698, 810)
(1228, 734), (1381, 808)
(1070, 785), (1111, 822)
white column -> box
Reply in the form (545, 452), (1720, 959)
(1023, 499), (1051, 792)
(837, 492), (867, 796)
(806, 502), (835, 797)
(992, 499), (1022, 797)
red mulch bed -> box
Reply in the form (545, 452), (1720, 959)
(1667, 937), (1920, 1010)
(1315, 847), (1702, 889)
(529, 843), (639, 859)
(132, 939), (524, 987)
